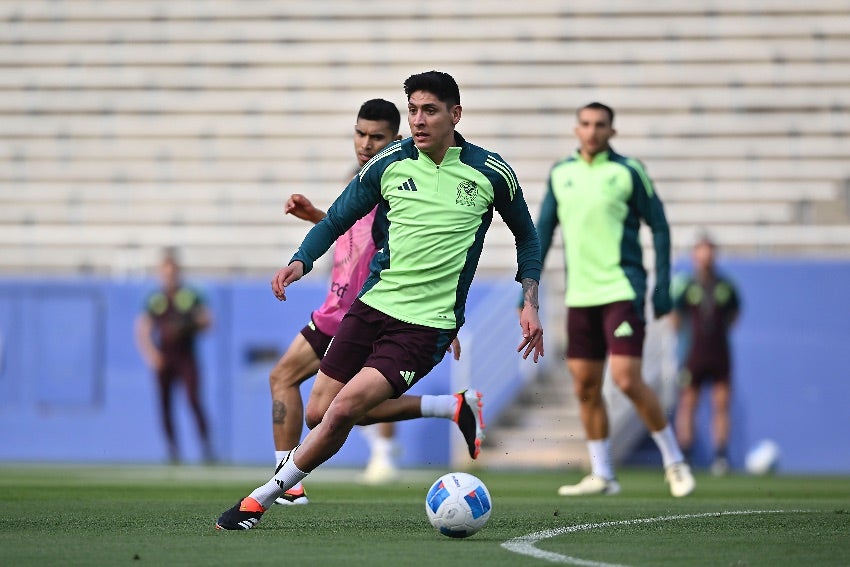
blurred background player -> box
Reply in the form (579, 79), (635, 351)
(135, 247), (214, 464)
(671, 232), (741, 476)
(533, 102), (694, 497)
(269, 99), (474, 505)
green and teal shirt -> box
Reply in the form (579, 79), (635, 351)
(291, 133), (542, 329)
(536, 147), (671, 314)
(143, 286), (205, 354)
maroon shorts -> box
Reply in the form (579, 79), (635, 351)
(320, 300), (458, 397)
(682, 362), (731, 388)
(299, 316), (334, 359)
(566, 300), (645, 360)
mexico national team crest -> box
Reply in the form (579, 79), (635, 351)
(456, 180), (478, 206)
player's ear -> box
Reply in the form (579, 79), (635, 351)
(451, 104), (462, 125)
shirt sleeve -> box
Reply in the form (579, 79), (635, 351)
(628, 159), (671, 296)
(290, 166), (383, 274)
(535, 174), (560, 267)
(489, 156), (542, 283)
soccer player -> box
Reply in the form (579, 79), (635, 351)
(135, 248), (214, 464)
(269, 99), (472, 505)
(216, 70), (544, 530)
(534, 102), (695, 497)
(671, 232), (741, 476)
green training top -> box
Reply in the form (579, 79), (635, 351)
(536, 147), (671, 314)
(291, 133), (542, 329)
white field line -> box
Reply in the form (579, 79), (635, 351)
(501, 509), (812, 566)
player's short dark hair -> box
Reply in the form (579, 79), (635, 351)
(579, 102), (615, 125)
(358, 99), (401, 135)
(403, 71), (460, 108)
(694, 230), (717, 248)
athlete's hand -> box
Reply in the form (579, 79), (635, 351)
(517, 304), (544, 363)
(285, 194), (326, 224)
(446, 337), (462, 360)
(271, 261), (305, 301)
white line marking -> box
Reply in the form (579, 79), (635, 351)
(501, 509), (810, 566)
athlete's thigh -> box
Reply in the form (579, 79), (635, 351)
(305, 371), (347, 423)
(177, 356), (201, 395)
(320, 301), (381, 384)
(566, 306), (607, 360)
(602, 300), (645, 357)
(272, 332), (322, 388)
(608, 353), (644, 390)
(328, 367), (396, 419)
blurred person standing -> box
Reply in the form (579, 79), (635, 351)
(672, 233), (741, 476)
(135, 248), (214, 464)
(534, 102), (694, 497)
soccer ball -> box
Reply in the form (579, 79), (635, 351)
(745, 439), (781, 475)
(425, 472), (492, 538)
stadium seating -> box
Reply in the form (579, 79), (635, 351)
(1, 0), (849, 277)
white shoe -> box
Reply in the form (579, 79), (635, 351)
(666, 462), (696, 497)
(274, 485), (309, 505)
(359, 459), (400, 485)
(558, 474), (621, 496)
(710, 457), (730, 477)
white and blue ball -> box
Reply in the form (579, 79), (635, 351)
(425, 472), (492, 538)
(745, 439), (781, 475)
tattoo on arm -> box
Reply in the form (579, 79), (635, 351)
(521, 278), (539, 310)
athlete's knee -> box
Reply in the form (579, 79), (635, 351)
(610, 366), (644, 397)
(320, 400), (361, 435)
(573, 380), (603, 405)
(304, 404), (324, 429)
(269, 361), (292, 389)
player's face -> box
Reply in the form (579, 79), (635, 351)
(693, 241), (716, 271)
(407, 90), (461, 164)
(353, 119), (398, 167)
(159, 259), (180, 291)
(575, 107), (616, 159)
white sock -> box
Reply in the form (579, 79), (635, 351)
(587, 438), (615, 480)
(275, 450), (290, 467)
(651, 424), (685, 468)
(420, 394), (457, 418)
(250, 452), (308, 509)
(369, 436), (396, 463)
(273, 450), (304, 492)
(359, 423), (379, 442)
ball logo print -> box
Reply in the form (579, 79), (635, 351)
(425, 472), (492, 538)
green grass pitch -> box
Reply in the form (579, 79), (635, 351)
(0, 464), (848, 566)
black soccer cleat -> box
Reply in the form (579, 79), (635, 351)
(453, 389), (485, 459)
(215, 496), (265, 530)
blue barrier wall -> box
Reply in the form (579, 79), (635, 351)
(1, 259), (849, 473)
(0, 278), (503, 468)
(627, 259), (850, 475)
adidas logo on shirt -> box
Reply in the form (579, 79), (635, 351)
(397, 178), (417, 192)
(399, 370), (416, 384)
(613, 321), (633, 338)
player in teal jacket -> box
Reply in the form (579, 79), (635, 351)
(536, 102), (694, 498)
(293, 131), (540, 330)
(217, 71), (544, 530)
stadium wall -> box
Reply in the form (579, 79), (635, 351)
(0, 260), (848, 474)
(0, 278), (505, 469)
(628, 258), (850, 475)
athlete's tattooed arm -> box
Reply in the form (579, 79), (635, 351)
(521, 277), (539, 310)
(518, 278), (544, 362)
